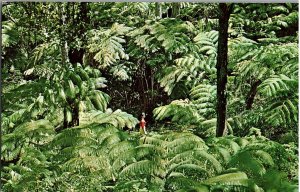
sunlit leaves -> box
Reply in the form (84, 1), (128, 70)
(88, 23), (131, 69)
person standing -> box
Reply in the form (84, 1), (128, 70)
(139, 113), (147, 135)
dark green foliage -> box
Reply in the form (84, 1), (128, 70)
(1, 2), (298, 191)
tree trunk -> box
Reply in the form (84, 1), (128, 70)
(63, 103), (79, 129)
(61, 41), (68, 65)
(171, 3), (180, 17)
(245, 80), (261, 110)
(63, 107), (68, 129)
(155, 2), (162, 18)
(216, 4), (231, 137)
(71, 102), (80, 126)
(60, 4), (68, 65)
(68, 2), (89, 65)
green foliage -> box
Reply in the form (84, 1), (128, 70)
(2, 120), (55, 162)
(1, 2), (298, 191)
(231, 4), (298, 38)
(153, 82), (231, 137)
(157, 30), (218, 96)
(80, 109), (139, 128)
(153, 99), (205, 125)
(114, 133), (296, 191)
(130, 18), (195, 54)
(2, 147), (54, 191)
(229, 39), (298, 130)
(88, 23), (131, 66)
(2, 21), (19, 50)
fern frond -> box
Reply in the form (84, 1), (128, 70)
(203, 172), (249, 186)
(190, 83), (217, 114)
(63, 156), (111, 173)
(119, 160), (160, 178)
(258, 74), (297, 97)
(52, 126), (97, 148)
(208, 146), (231, 165)
(80, 109), (138, 129)
(88, 23), (131, 69)
(2, 21), (19, 48)
(153, 99), (205, 126)
(169, 149), (223, 174)
(264, 98), (298, 126)
(168, 163), (209, 180)
(229, 151), (267, 176)
(109, 141), (135, 160)
(253, 150), (274, 167)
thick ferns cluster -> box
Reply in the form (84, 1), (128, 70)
(153, 83), (234, 137)
(129, 18), (196, 54)
(2, 51), (140, 192)
(2, 108), (297, 192)
(157, 30), (218, 96)
(230, 4), (298, 38)
(231, 38), (298, 129)
(2, 21), (19, 50)
(5, 126), (295, 191)
(2, 64), (110, 131)
(117, 133), (297, 191)
(87, 23), (132, 81)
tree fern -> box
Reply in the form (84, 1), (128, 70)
(264, 98), (298, 126)
(157, 30), (218, 96)
(87, 23), (131, 69)
(2, 20), (19, 50)
(229, 37), (298, 131)
(153, 99), (205, 126)
(232, 40), (297, 83)
(194, 30), (218, 56)
(153, 83), (233, 137)
(2, 120), (55, 162)
(2, 147), (54, 191)
(203, 172), (249, 186)
(80, 109), (138, 128)
(130, 18), (195, 54)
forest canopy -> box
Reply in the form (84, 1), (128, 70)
(1, 2), (298, 191)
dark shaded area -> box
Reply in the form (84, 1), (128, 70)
(68, 49), (85, 65)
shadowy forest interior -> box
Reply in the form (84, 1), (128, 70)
(1, 2), (299, 191)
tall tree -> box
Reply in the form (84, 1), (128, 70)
(216, 3), (232, 137)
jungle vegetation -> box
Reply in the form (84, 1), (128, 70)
(1, 2), (299, 191)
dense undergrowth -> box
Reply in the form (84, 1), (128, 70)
(1, 2), (298, 191)
(2, 123), (298, 191)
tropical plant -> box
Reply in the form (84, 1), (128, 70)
(1, 2), (298, 192)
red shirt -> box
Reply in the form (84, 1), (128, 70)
(140, 119), (146, 128)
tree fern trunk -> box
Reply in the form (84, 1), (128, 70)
(63, 107), (68, 129)
(245, 80), (261, 110)
(60, 4), (68, 65)
(155, 2), (162, 18)
(68, 2), (88, 65)
(61, 41), (68, 65)
(71, 102), (80, 126)
(216, 4), (231, 137)
(171, 3), (180, 18)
